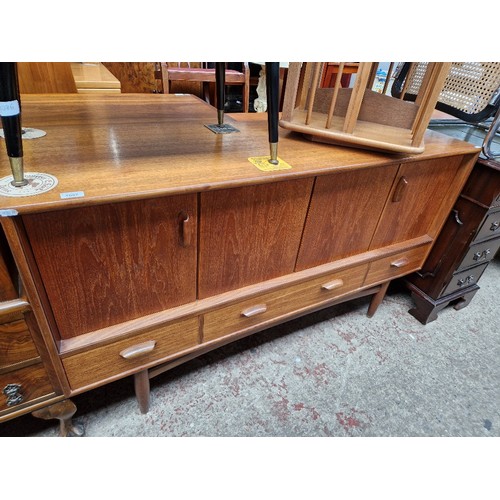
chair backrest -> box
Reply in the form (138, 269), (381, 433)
(17, 62), (77, 93)
(392, 62), (500, 123)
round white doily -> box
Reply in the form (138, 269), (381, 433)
(0, 127), (47, 139)
(0, 172), (58, 197)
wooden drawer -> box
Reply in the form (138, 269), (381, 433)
(62, 317), (199, 390)
(442, 263), (489, 296)
(365, 245), (430, 286)
(0, 319), (39, 371)
(0, 363), (54, 412)
(474, 209), (500, 243)
(458, 237), (500, 272)
(203, 264), (368, 342)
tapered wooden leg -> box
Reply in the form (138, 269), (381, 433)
(367, 281), (390, 317)
(134, 369), (150, 414)
(32, 399), (84, 437)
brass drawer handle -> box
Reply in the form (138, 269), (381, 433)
(473, 249), (491, 262)
(390, 257), (409, 268)
(119, 340), (156, 360)
(321, 278), (344, 291)
(457, 275), (475, 288)
(241, 304), (267, 318)
(3, 383), (23, 406)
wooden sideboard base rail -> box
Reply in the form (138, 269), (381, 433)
(32, 399), (84, 437)
(134, 284), (386, 414)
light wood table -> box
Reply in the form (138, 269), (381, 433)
(70, 63), (121, 94)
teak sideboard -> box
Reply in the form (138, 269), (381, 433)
(0, 94), (479, 435)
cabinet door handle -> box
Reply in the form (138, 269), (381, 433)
(178, 211), (192, 247)
(241, 304), (267, 318)
(392, 176), (408, 202)
(120, 340), (156, 359)
(390, 257), (409, 268)
(321, 278), (344, 291)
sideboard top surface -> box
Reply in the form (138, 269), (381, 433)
(0, 94), (479, 214)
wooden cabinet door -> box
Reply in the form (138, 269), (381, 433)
(370, 156), (464, 249)
(22, 195), (198, 339)
(295, 165), (399, 271)
(198, 179), (313, 298)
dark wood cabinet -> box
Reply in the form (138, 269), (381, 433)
(406, 157), (500, 324)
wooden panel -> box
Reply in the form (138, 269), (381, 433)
(474, 209), (500, 243)
(0, 250), (17, 303)
(461, 158), (500, 208)
(198, 179), (313, 298)
(62, 317), (199, 390)
(0, 364), (53, 412)
(203, 263), (368, 342)
(370, 156), (464, 249)
(296, 165), (399, 271)
(364, 244), (431, 286)
(441, 263), (489, 296)
(0, 320), (39, 370)
(22, 195), (198, 339)
(102, 62), (161, 93)
(17, 62), (77, 93)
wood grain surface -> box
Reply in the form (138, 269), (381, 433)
(22, 195), (198, 339)
(198, 179), (313, 298)
(295, 164), (399, 271)
(0, 94), (479, 215)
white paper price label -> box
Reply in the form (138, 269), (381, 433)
(0, 100), (20, 117)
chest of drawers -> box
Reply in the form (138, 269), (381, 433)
(406, 157), (500, 323)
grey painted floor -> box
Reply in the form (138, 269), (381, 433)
(2, 257), (499, 438)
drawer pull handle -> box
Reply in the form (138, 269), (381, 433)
(457, 275), (475, 288)
(473, 249), (491, 262)
(490, 221), (500, 232)
(392, 176), (408, 202)
(321, 279), (344, 291)
(120, 340), (156, 360)
(390, 257), (409, 268)
(3, 383), (23, 406)
(241, 304), (267, 318)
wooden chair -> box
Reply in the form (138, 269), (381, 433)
(392, 62), (500, 158)
(160, 62), (250, 112)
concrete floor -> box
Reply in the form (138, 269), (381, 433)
(2, 257), (499, 438)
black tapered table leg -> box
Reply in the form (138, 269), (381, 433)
(215, 62), (225, 126)
(265, 62), (280, 164)
(0, 62), (26, 186)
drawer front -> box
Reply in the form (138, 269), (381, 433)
(474, 210), (500, 243)
(0, 364), (54, 412)
(0, 320), (40, 371)
(458, 237), (500, 271)
(442, 263), (489, 296)
(203, 264), (368, 342)
(365, 245), (430, 286)
(62, 317), (199, 390)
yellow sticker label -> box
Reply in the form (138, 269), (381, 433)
(248, 156), (292, 172)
